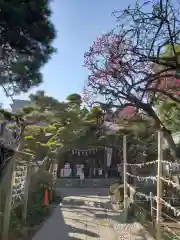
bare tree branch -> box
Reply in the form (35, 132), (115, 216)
(83, 0), (180, 160)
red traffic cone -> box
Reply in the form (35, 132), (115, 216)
(44, 189), (49, 206)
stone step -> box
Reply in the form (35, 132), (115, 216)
(56, 178), (119, 188)
(55, 187), (109, 197)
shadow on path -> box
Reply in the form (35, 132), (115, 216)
(32, 204), (99, 240)
(32, 195), (154, 240)
(69, 226), (99, 238)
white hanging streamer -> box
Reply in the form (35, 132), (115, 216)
(158, 198), (180, 217)
(126, 172), (157, 182)
(127, 183), (155, 201)
(69, 146), (102, 155)
(127, 183), (180, 217)
(126, 160), (171, 168)
(126, 155), (180, 237)
(160, 177), (180, 190)
(160, 222), (180, 239)
(126, 160), (158, 167)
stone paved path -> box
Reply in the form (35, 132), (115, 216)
(32, 189), (154, 240)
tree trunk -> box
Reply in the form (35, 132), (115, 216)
(161, 127), (179, 162)
(141, 103), (179, 161)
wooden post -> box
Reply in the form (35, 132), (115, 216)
(2, 156), (16, 240)
(103, 149), (105, 178)
(49, 164), (53, 203)
(150, 192), (155, 228)
(123, 135), (128, 222)
(156, 130), (163, 240)
(22, 164), (32, 222)
(104, 147), (108, 179)
(49, 162), (58, 202)
(150, 192), (153, 219)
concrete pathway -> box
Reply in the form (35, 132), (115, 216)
(32, 189), (154, 240)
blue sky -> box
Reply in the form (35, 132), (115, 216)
(0, 0), (133, 109)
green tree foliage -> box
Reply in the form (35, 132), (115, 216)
(15, 90), (155, 163)
(17, 92), (102, 158)
(0, 0), (56, 95)
(162, 44), (180, 58)
(156, 99), (180, 133)
(66, 93), (82, 105)
(155, 44), (180, 133)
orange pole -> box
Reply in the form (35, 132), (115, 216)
(44, 189), (49, 206)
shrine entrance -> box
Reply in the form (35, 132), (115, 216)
(57, 146), (122, 179)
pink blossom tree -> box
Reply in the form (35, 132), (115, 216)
(84, 0), (180, 160)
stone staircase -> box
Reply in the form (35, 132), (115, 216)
(56, 178), (119, 188)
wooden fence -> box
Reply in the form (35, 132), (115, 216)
(0, 151), (58, 240)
